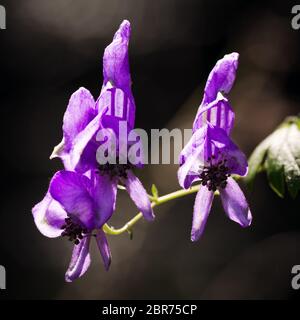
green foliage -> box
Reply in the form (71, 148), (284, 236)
(246, 116), (300, 198)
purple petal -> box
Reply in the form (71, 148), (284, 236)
(178, 126), (207, 189)
(219, 177), (252, 227)
(50, 88), (96, 165)
(103, 20), (131, 91)
(96, 81), (135, 133)
(49, 171), (96, 230)
(63, 88), (96, 148)
(92, 173), (117, 228)
(206, 124), (248, 176)
(191, 187), (214, 241)
(70, 106), (108, 173)
(202, 52), (239, 104)
(193, 92), (235, 134)
(96, 229), (111, 271)
(50, 138), (74, 170)
(32, 191), (67, 238)
(102, 20), (135, 130)
(125, 170), (155, 221)
(65, 236), (91, 282)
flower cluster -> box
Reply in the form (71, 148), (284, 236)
(32, 21), (253, 282)
(32, 20), (154, 282)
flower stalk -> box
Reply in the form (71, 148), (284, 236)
(104, 184), (220, 236)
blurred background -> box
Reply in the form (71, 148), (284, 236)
(1, 0), (300, 299)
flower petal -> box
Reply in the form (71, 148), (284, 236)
(50, 138), (74, 171)
(49, 171), (96, 230)
(32, 191), (67, 238)
(93, 174), (117, 228)
(70, 106), (108, 173)
(191, 187), (214, 241)
(63, 88), (96, 148)
(219, 177), (252, 227)
(96, 81), (135, 133)
(96, 229), (111, 271)
(124, 170), (155, 221)
(193, 92), (235, 134)
(50, 88), (96, 165)
(178, 126), (207, 189)
(103, 20), (131, 91)
(65, 236), (91, 282)
(202, 52), (239, 104)
(102, 20), (135, 130)
(206, 124), (248, 176)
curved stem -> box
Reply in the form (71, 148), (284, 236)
(104, 185), (203, 236)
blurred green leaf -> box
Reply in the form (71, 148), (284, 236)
(246, 117), (300, 198)
(265, 146), (285, 198)
(279, 124), (300, 198)
(245, 134), (273, 190)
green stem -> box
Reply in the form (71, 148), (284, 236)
(104, 185), (204, 236)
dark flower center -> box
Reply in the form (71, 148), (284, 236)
(199, 159), (230, 192)
(60, 217), (88, 245)
(97, 157), (134, 179)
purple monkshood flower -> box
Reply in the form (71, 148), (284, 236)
(32, 20), (153, 281)
(51, 19), (154, 222)
(178, 53), (252, 242)
(33, 171), (114, 282)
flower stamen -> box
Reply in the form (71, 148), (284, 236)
(97, 156), (134, 179)
(199, 159), (230, 191)
(61, 217), (88, 245)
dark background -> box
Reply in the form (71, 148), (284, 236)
(1, 0), (300, 299)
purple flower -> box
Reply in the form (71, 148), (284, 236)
(33, 171), (115, 282)
(55, 19), (154, 221)
(32, 20), (153, 281)
(178, 53), (252, 241)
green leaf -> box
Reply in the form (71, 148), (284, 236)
(246, 115), (300, 198)
(151, 184), (159, 199)
(265, 151), (285, 198)
(265, 124), (300, 198)
(281, 124), (300, 198)
(245, 134), (273, 190)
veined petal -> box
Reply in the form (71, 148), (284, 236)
(178, 126), (207, 189)
(202, 52), (239, 104)
(193, 92), (235, 134)
(103, 20), (131, 91)
(32, 191), (67, 238)
(49, 171), (96, 230)
(219, 177), (252, 227)
(96, 229), (111, 271)
(50, 88), (96, 163)
(178, 148), (202, 189)
(65, 236), (91, 282)
(206, 124), (248, 176)
(93, 174), (117, 228)
(102, 19), (135, 130)
(50, 138), (74, 171)
(97, 80), (135, 134)
(63, 88), (96, 148)
(124, 170), (155, 221)
(191, 187), (214, 241)
(70, 106), (108, 173)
